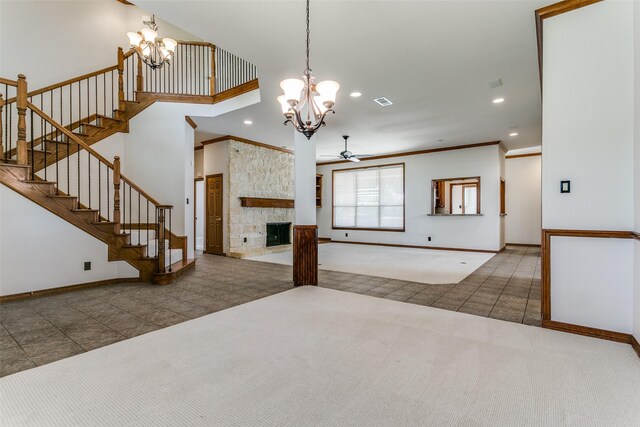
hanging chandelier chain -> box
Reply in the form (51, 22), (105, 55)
(306, 0), (311, 74)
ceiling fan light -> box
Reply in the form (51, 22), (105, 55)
(280, 79), (304, 105)
(316, 80), (339, 105)
(163, 38), (177, 52)
(140, 27), (157, 42)
(127, 32), (143, 47)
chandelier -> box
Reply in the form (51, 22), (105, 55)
(127, 15), (177, 70)
(277, 0), (339, 140)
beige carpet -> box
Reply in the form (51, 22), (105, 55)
(247, 243), (494, 284)
(1, 287), (639, 426)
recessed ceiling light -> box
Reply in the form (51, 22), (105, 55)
(350, 92), (362, 98)
(493, 98), (505, 104)
(244, 120), (253, 125)
(509, 132), (519, 137)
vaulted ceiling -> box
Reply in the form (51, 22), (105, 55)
(136, 0), (546, 158)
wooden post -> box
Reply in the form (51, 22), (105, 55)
(16, 74), (28, 165)
(136, 55), (143, 92)
(210, 45), (216, 95)
(117, 48), (126, 116)
(0, 94), (4, 157)
(156, 206), (167, 274)
(113, 156), (121, 234)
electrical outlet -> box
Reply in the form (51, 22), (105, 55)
(84, 262), (91, 271)
(428, 236), (432, 242)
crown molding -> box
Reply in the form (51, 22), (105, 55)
(201, 135), (293, 155)
(317, 140), (502, 166)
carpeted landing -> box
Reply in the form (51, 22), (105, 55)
(1, 287), (638, 426)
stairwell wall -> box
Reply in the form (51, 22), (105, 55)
(0, 185), (138, 297)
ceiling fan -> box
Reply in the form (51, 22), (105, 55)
(320, 135), (373, 162)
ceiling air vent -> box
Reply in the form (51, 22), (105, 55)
(488, 78), (503, 89)
(374, 97), (393, 107)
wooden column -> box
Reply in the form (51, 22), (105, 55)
(0, 94), (4, 157)
(113, 156), (121, 234)
(209, 45), (216, 95)
(16, 74), (27, 165)
(136, 55), (143, 92)
(117, 48), (125, 115)
(156, 206), (170, 274)
(293, 225), (318, 286)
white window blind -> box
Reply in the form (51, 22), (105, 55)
(333, 165), (404, 230)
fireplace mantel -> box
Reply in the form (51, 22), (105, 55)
(239, 197), (294, 208)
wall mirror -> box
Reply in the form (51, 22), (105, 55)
(431, 177), (481, 215)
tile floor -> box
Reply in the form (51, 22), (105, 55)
(0, 245), (540, 377)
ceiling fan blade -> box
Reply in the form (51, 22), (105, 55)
(319, 155), (341, 158)
(353, 154), (374, 158)
(347, 157), (361, 162)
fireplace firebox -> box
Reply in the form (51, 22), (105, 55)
(266, 222), (291, 247)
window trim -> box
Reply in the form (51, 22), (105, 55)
(331, 163), (406, 232)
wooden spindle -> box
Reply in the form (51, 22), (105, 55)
(210, 45), (216, 95)
(117, 48), (125, 116)
(113, 156), (121, 234)
(136, 55), (143, 92)
(0, 94), (4, 157)
(16, 74), (28, 165)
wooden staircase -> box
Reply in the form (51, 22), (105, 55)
(0, 43), (259, 286)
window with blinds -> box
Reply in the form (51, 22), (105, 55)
(332, 164), (405, 230)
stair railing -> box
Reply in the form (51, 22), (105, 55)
(1, 76), (29, 165)
(26, 102), (178, 270)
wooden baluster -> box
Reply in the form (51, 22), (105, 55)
(210, 45), (216, 95)
(113, 156), (121, 234)
(16, 74), (28, 165)
(0, 94), (4, 158)
(117, 48), (125, 117)
(136, 55), (143, 92)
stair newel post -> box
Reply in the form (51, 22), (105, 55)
(117, 48), (126, 117)
(136, 55), (143, 92)
(210, 45), (216, 95)
(113, 156), (121, 234)
(0, 94), (4, 157)
(16, 74), (28, 165)
(156, 206), (167, 274)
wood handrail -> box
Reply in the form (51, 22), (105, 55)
(27, 100), (164, 206)
(0, 77), (18, 86)
(177, 40), (215, 48)
(26, 101), (114, 167)
(120, 175), (162, 206)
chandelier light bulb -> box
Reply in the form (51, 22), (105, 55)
(163, 38), (177, 52)
(313, 95), (328, 114)
(277, 95), (293, 116)
(316, 80), (340, 106)
(140, 27), (157, 42)
(280, 79), (305, 105)
(127, 32), (143, 47)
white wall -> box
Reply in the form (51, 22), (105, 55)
(316, 144), (503, 252)
(194, 149), (204, 179)
(542, 1), (635, 334)
(542, 1), (634, 232)
(0, 186), (138, 296)
(0, 1), (198, 89)
(505, 154), (541, 245)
